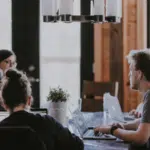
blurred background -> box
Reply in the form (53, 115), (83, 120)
(0, 0), (149, 112)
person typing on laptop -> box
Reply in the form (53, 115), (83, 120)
(94, 49), (150, 147)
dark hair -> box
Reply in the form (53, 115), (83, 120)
(1, 69), (32, 110)
(127, 50), (150, 81)
(0, 49), (15, 62)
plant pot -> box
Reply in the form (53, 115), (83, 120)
(49, 101), (67, 126)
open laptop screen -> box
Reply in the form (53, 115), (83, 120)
(30, 108), (48, 115)
(0, 108), (48, 122)
(71, 108), (88, 136)
(105, 93), (135, 122)
(0, 112), (9, 121)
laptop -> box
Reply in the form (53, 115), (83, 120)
(70, 108), (116, 140)
(0, 108), (48, 121)
(30, 108), (48, 115)
(0, 112), (9, 121)
(104, 93), (135, 123)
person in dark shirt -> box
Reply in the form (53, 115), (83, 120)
(0, 68), (84, 150)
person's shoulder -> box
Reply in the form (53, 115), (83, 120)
(144, 90), (150, 102)
(34, 113), (58, 125)
(142, 90), (150, 110)
(19, 111), (56, 124)
(34, 113), (53, 120)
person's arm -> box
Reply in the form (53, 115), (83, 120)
(95, 92), (150, 145)
(114, 93), (150, 144)
(94, 122), (150, 144)
(45, 115), (84, 150)
(110, 118), (140, 130)
(113, 123), (150, 145)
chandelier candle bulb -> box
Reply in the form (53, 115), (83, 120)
(90, 0), (94, 16)
(105, 0), (122, 22)
(42, 0), (58, 22)
(59, 0), (73, 15)
(94, 0), (104, 16)
(42, 0), (122, 23)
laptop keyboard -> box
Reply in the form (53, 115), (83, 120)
(84, 129), (102, 137)
(84, 130), (95, 137)
(124, 114), (135, 121)
(83, 129), (117, 140)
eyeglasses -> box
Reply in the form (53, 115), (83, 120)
(4, 60), (17, 67)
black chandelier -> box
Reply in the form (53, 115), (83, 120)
(42, 0), (122, 23)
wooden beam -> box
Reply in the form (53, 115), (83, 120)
(137, 0), (147, 49)
(94, 0), (147, 111)
(123, 0), (147, 111)
(94, 23), (111, 82)
(102, 23), (111, 81)
(122, 0), (129, 111)
(94, 24), (103, 82)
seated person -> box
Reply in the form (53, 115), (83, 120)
(94, 50), (150, 147)
(0, 49), (17, 76)
(0, 69), (84, 150)
(129, 102), (143, 118)
(0, 49), (17, 110)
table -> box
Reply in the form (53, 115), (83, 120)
(76, 112), (129, 150)
(84, 140), (128, 150)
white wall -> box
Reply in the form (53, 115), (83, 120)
(0, 0), (11, 49)
(40, 0), (81, 110)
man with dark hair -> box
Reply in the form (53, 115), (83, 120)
(94, 50), (150, 147)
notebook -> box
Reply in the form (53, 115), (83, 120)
(70, 108), (116, 140)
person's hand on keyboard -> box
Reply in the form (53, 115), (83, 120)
(94, 125), (111, 135)
(94, 131), (103, 136)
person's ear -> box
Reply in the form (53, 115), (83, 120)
(137, 70), (143, 80)
(1, 102), (9, 111)
(26, 96), (32, 107)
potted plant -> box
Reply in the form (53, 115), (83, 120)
(47, 86), (70, 125)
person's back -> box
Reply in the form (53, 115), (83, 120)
(0, 69), (84, 150)
(0, 110), (83, 150)
(0, 126), (46, 150)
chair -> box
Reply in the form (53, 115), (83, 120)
(0, 126), (46, 150)
(81, 80), (119, 112)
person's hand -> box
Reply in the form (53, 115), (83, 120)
(129, 109), (142, 118)
(129, 109), (136, 115)
(94, 125), (111, 134)
(111, 123), (125, 129)
(134, 111), (142, 118)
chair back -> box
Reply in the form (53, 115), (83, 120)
(0, 126), (46, 150)
(81, 81), (119, 112)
